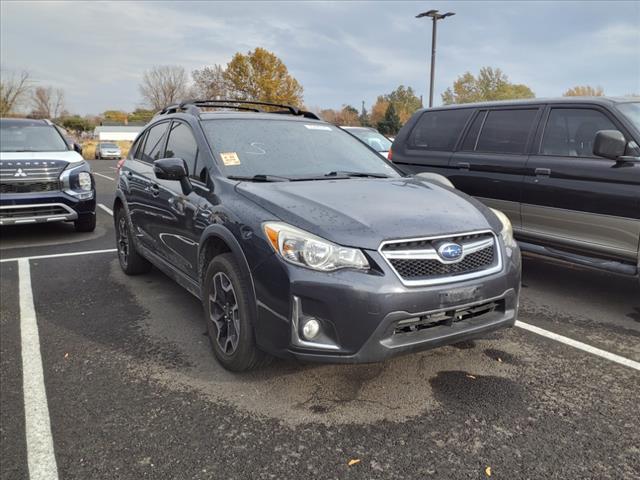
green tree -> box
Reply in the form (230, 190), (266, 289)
(224, 47), (304, 106)
(59, 115), (93, 132)
(127, 108), (155, 124)
(377, 102), (401, 136)
(385, 85), (422, 123)
(102, 110), (128, 123)
(563, 85), (604, 97)
(442, 67), (535, 105)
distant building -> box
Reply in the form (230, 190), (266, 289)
(93, 125), (144, 141)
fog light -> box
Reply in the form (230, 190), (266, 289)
(302, 318), (320, 339)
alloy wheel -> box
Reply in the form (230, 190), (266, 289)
(209, 272), (240, 355)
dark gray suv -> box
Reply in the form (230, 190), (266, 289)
(113, 100), (521, 371)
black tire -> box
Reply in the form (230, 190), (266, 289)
(115, 207), (151, 275)
(203, 253), (270, 372)
(74, 214), (96, 232)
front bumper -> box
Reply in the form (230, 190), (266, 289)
(251, 242), (521, 363)
(0, 190), (96, 225)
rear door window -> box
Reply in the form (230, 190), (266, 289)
(475, 109), (538, 154)
(461, 111), (487, 151)
(141, 122), (169, 163)
(540, 108), (618, 157)
(408, 109), (471, 151)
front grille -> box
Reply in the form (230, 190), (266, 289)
(0, 181), (61, 194)
(390, 245), (494, 278)
(380, 231), (501, 286)
(0, 205), (69, 219)
(0, 160), (67, 183)
(394, 299), (504, 335)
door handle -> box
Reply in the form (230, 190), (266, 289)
(457, 162), (470, 170)
(150, 184), (160, 197)
(534, 168), (551, 177)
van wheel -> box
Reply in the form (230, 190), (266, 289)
(203, 253), (270, 372)
(115, 208), (151, 275)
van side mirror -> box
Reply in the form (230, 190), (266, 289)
(593, 130), (626, 160)
(153, 157), (192, 194)
(73, 143), (83, 155)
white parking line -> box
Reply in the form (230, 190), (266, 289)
(1, 249), (117, 263)
(515, 321), (640, 371)
(18, 259), (60, 480)
(98, 203), (113, 216)
(109, 166), (118, 171)
(93, 172), (115, 181)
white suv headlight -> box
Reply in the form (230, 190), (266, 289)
(490, 208), (516, 247)
(264, 222), (369, 272)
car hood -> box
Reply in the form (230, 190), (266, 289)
(0, 150), (84, 163)
(237, 177), (494, 250)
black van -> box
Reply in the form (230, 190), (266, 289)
(390, 97), (640, 279)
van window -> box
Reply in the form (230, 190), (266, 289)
(541, 108), (618, 157)
(408, 109), (471, 151)
(141, 122), (169, 163)
(475, 109), (538, 154)
(461, 111), (487, 151)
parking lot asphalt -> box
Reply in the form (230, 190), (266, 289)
(1, 159), (639, 480)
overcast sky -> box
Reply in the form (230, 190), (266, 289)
(1, 0), (639, 115)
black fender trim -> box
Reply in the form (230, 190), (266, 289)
(198, 225), (259, 325)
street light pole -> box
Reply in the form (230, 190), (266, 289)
(416, 10), (455, 108)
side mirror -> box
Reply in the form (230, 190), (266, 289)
(593, 130), (626, 160)
(153, 157), (192, 194)
(73, 143), (83, 154)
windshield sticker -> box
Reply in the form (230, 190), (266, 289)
(220, 152), (241, 166)
(304, 125), (332, 131)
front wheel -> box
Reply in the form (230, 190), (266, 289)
(115, 208), (151, 275)
(203, 253), (270, 372)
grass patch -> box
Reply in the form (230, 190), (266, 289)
(82, 140), (132, 160)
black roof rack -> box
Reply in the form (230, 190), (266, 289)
(157, 99), (320, 120)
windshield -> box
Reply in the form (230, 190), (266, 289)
(617, 102), (640, 130)
(0, 122), (68, 152)
(201, 119), (399, 179)
(346, 128), (392, 152)
(100, 143), (119, 149)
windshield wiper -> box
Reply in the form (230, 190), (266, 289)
(324, 171), (390, 178)
(227, 174), (290, 182)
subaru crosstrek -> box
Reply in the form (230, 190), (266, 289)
(0, 118), (96, 231)
(113, 100), (521, 371)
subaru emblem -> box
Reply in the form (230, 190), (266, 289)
(438, 242), (463, 261)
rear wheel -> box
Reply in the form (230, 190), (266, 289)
(115, 207), (151, 275)
(74, 214), (96, 232)
(203, 253), (270, 372)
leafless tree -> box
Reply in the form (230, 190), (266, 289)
(31, 86), (65, 119)
(0, 70), (31, 116)
(191, 65), (229, 99)
(139, 65), (189, 110)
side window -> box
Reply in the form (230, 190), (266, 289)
(164, 122), (199, 178)
(475, 109), (538, 154)
(131, 133), (146, 160)
(461, 111), (487, 151)
(141, 122), (169, 163)
(408, 109), (472, 151)
(541, 108), (618, 157)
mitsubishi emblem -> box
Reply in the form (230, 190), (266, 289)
(14, 168), (28, 177)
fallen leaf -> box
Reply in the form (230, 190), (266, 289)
(64, 353), (69, 359)
(466, 374), (476, 379)
(348, 459), (361, 466)
(485, 466), (492, 476)
(497, 357), (503, 363)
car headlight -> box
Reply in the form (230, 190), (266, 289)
(60, 162), (94, 199)
(490, 208), (516, 247)
(263, 222), (369, 272)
